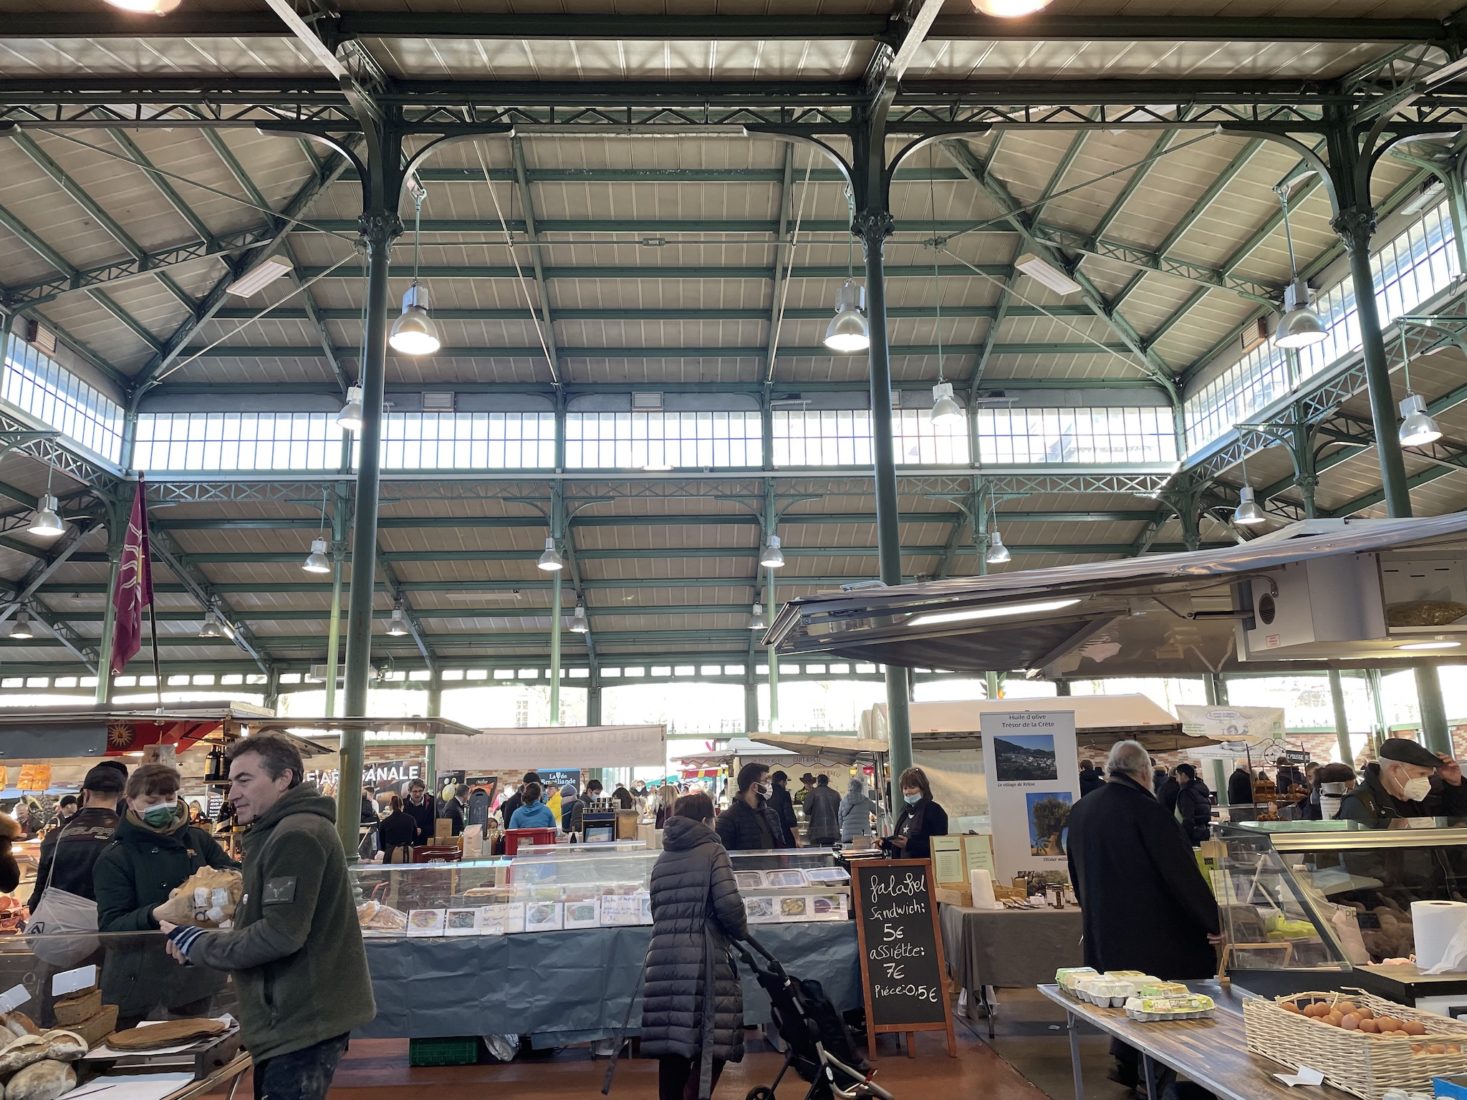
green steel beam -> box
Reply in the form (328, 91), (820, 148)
(86, 290), (162, 351)
(294, 262), (1013, 281)
(9, 132), (145, 261)
(208, 304), (1099, 323)
(177, 341), (1134, 360)
(109, 129), (215, 245)
(509, 135), (565, 388)
(51, 604), (777, 623)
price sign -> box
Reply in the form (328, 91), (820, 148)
(850, 858), (956, 1060)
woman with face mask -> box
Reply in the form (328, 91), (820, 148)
(1337, 738), (1467, 827)
(93, 763), (239, 1027)
(879, 766), (948, 859)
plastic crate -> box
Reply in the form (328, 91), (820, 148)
(408, 1037), (482, 1067)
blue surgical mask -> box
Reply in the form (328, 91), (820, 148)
(903, 793), (921, 805)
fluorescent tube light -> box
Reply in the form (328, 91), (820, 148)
(907, 597), (1082, 628)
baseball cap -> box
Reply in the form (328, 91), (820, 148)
(83, 764), (126, 794)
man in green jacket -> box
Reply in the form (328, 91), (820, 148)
(162, 733), (374, 1100)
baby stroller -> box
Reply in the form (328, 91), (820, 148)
(734, 936), (894, 1100)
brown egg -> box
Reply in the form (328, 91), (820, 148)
(1336, 1002), (1358, 1016)
(1341, 1014), (1361, 1030)
(1326, 1013), (1345, 1027)
(1359, 1019), (1380, 1033)
(1378, 1017), (1400, 1032)
(1428, 1044), (1447, 1055)
(1357, 1009), (1375, 1020)
(1403, 1020), (1427, 1036)
(1281, 1002), (1301, 1014)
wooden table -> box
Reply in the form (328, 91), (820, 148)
(1038, 982), (1351, 1100)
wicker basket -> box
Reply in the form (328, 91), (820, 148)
(1242, 989), (1467, 1100)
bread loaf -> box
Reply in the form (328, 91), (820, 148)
(104, 1018), (227, 1051)
(5, 1060), (75, 1100)
(51, 990), (100, 1028)
(63, 1007), (117, 1052)
(39, 1031), (85, 1063)
(0, 1036), (50, 1076)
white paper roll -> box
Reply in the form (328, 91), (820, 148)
(1411, 900), (1467, 971)
(970, 868), (1001, 910)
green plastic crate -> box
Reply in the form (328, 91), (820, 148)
(408, 1037), (482, 1066)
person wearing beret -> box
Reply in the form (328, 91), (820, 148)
(1337, 737), (1467, 827)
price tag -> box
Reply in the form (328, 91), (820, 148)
(51, 966), (96, 997)
(0, 985), (30, 1014)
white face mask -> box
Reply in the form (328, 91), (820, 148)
(756, 782), (773, 799)
(1400, 774), (1433, 802)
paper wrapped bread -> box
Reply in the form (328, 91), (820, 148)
(153, 867), (243, 929)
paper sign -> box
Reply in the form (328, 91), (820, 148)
(0, 985), (29, 1013)
(1274, 1066), (1325, 1087)
(17, 765), (50, 792)
(52, 965), (96, 996)
(929, 836), (966, 885)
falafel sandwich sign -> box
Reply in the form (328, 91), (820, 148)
(979, 710), (1080, 886)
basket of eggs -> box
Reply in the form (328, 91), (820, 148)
(1242, 989), (1467, 1100)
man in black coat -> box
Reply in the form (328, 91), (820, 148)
(1068, 740), (1221, 1092)
(1226, 764), (1254, 808)
(1338, 737), (1467, 826)
(441, 784), (468, 838)
(766, 770), (798, 847)
(403, 779), (434, 845)
(715, 763), (789, 852)
(1078, 760), (1105, 796)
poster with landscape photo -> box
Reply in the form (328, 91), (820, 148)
(992, 734), (1059, 783)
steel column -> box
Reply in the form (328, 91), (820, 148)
(856, 195), (912, 784)
(549, 505), (564, 727)
(587, 680), (602, 726)
(323, 487), (347, 719)
(1328, 669), (1353, 764)
(338, 195), (401, 856)
(764, 482), (780, 732)
(1416, 665), (1452, 755)
(426, 672), (442, 718)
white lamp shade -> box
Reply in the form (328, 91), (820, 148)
(389, 284), (441, 356)
(1273, 306), (1328, 349)
(537, 537), (564, 572)
(760, 535), (785, 569)
(1234, 486), (1266, 526)
(971, 0), (1052, 15)
(750, 603), (766, 630)
(104, 0), (182, 12)
(9, 610), (33, 640)
(986, 530), (1011, 565)
(570, 604), (589, 633)
(336, 385), (364, 433)
(930, 381), (964, 428)
(302, 537), (331, 574)
(1399, 393), (1443, 447)
(28, 495), (65, 538)
(823, 280), (869, 353)
(386, 608), (409, 636)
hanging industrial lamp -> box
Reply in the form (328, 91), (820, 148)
(1397, 329), (1442, 446)
(1271, 186), (1328, 349)
(8, 608), (33, 640)
(570, 601), (589, 634)
(926, 152), (965, 432)
(386, 605), (409, 637)
(986, 529), (1011, 566)
(760, 534), (785, 569)
(302, 538), (331, 574)
(389, 187), (440, 356)
(336, 385), (364, 433)
(28, 494), (65, 539)
(823, 280), (870, 353)
(750, 602), (766, 631)
(197, 608), (223, 639)
(1233, 486), (1266, 526)
(971, 0), (1052, 15)
(103, 0), (182, 14)
(537, 537), (564, 572)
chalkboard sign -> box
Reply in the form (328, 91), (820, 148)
(850, 858), (956, 1059)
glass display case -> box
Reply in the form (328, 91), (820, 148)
(1215, 820), (1467, 1006)
(350, 843), (850, 938)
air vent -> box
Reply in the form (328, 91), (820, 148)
(21, 319), (56, 356)
(1239, 318), (1269, 356)
(631, 391), (663, 411)
(421, 391), (456, 412)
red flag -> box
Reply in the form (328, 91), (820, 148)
(110, 477), (153, 675)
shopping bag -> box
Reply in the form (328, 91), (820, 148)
(25, 887), (99, 966)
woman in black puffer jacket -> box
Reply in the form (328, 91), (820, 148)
(641, 791), (748, 1100)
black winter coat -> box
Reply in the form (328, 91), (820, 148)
(883, 797), (948, 860)
(714, 797), (788, 852)
(1067, 775), (1219, 979)
(1079, 770), (1105, 797)
(767, 786), (797, 846)
(1337, 762), (1467, 827)
(1157, 776), (1181, 814)
(640, 816), (748, 1065)
(442, 799), (465, 838)
(1175, 780), (1212, 845)
(30, 806), (118, 909)
(1227, 768), (1254, 807)
(92, 811), (238, 1017)
(378, 810), (417, 857)
(403, 797), (434, 844)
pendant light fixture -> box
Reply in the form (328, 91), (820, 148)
(1233, 442), (1266, 526)
(1397, 329), (1443, 446)
(386, 604), (409, 636)
(750, 602), (766, 631)
(928, 150), (965, 431)
(103, 0), (182, 13)
(537, 537), (564, 572)
(389, 187), (440, 356)
(336, 385), (364, 433)
(197, 607), (223, 639)
(1271, 185), (1329, 349)
(971, 0), (1052, 15)
(823, 221), (869, 353)
(986, 528), (1011, 566)
(760, 534), (785, 569)
(302, 490), (331, 574)
(570, 601), (589, 634)
(28, 468), (66, 539)
(9, 608), (33, 640)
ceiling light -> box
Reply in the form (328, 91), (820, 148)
(750, 602), (766, 631)
(197, 610), (223, 639)
(760, 534), (785, 570)
(388, 283), (440, 356)
(971, 0), (1052, 14)
(986, 530), (1011, 565)
(823, 280), (870, 353)
(9, 609), (33, 640)
(336, 385), (364, 433)
(570, 602), (589, 634)
(1014, 253), (1081, 296)
(908, 597), (1082, 629)
(386, 606), (409, 636)
(1398, 639), (1462, 651)
(537, 537), (564, 573)
(1273, 281), (1328, 349)
(28, 494), (65, 538)
(302, 537), (331, 574)
(1402, 179), (1447, 218)
(930, 381), (964, 428)
(1233, 485), (1266, 526)
(1399, 393), (1443, 447)
(225, 256), (291, 298)
(102, 0), (182, 14)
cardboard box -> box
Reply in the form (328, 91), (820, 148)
(935, 885), (973, 908)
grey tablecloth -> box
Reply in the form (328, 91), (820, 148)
(362, 920), (859, 1042)
(939, 905), (1084, 991)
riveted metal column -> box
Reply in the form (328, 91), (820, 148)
(858, 197), (912, 781)
(338, 194), (401, 856)
(1367, 669), (1388, 748)
(587, 675), (602, 727)
(323, 472), (348, 719)
(1206, 674), (1229, 800)
(1416, 664), (1452, 755)
(974, 491), (1001, 702)
(549, 490), (564, 725)
(1291, 419), (1319, 520)
(1329, 669), (1353, 764)
(764, 482), (780, 732)
(426, 671), (442, 719)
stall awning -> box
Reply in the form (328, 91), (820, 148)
(767, 514), (1467, 677)
(0, 701), (316, 759)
